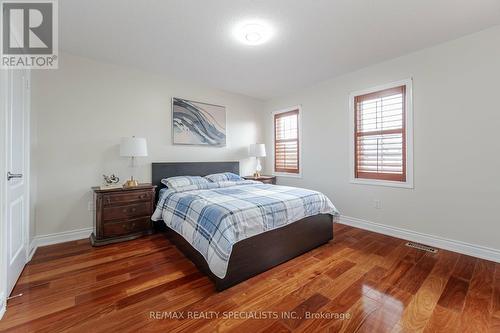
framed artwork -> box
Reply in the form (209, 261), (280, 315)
(172, 97), (226, 146)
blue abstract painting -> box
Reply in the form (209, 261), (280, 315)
(172, 98), (226, 146)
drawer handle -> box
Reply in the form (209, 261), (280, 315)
(123, 222), (137, 231)
(139, 194), (147, 199)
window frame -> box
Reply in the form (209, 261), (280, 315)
(349, 79), (414, 189)
(272, 105), (302, 178)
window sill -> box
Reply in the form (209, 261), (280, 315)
(273, 172), (303, 179)
(350, 178), (413, 189)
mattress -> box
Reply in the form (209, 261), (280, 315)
(152, 181), (338, 278)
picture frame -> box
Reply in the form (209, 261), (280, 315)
(171, 97), (226, 146)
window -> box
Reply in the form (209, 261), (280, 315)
(350, 80), (413, 187)
(274, 108), (300, 174)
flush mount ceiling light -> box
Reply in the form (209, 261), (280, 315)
(233, 20), (274, 46)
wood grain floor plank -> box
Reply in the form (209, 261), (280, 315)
(493, 270), (500, 319)
(437, 276), (469, 311)
(396, 253), (438, 294)
(69, 279), (214, 333)
(281, 293), (330, 330)
(209, 248), (359, 333)
(356, 304), (403, 333)
(9, 248), (183, 307)
(295, 265), (389, 333)
(469, 260), (496, 298)
(423, 304), (461, 333)
(150, 253), (331, 333)
(0, 224), (494, 333)
(325, 259), (356, 280)
(231, 263), (361, 333)
(461, 291), (492, 333)
(259, 321), (291, 333)
(338, 296), (381, 333)
(460, 259), (496, 333)
(381, 256), (416, 287)
(388, 250), (457, 333)
(489, 315), (500, 333)
(453, 255), (478, 281)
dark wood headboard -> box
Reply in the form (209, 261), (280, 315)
(151, 161), (240, 200)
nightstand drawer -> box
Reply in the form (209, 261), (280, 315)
(103, 191), (152, 206)
(91, 184), (156, 246)
(102, 202), (151, 221)
(102, 217), (151, 237)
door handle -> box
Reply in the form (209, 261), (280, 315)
(7, 172), (23, 181)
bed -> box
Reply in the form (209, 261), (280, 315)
(151, 162), (338, 291)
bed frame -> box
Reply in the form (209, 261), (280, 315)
(152, 162), (333, 291)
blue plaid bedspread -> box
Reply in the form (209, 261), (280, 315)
(152, 181), (339, 278)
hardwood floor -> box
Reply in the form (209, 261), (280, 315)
(0, 224), (498, 332)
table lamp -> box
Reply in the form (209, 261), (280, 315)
(120, 136), (148, 187)
(248, 143), (266, 177)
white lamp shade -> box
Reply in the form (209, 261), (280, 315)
(248, 143), (266, 157)
(120, 137), (148, 157)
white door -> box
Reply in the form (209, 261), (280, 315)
(4, 68), (30, 296)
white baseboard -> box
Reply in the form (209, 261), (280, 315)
(27, 239), (37, 262)
(35, 227), (92, 247)
(339, 215), (500, 263)
(27, 227), (92, 262)
(0, 292), (5, 320)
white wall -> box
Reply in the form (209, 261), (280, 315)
(31, 53), (265, 236)
(264, 26), (500, 251)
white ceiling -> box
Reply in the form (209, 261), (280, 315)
(60, 0), (500, 99)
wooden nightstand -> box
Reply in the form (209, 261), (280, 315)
(90, 184), (157, 246)
(243, 175), (277, 184)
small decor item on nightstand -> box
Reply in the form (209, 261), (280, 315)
(120, 136), (148, 187)
(248, 143), (266, 177)
(100, 174), (121, 190)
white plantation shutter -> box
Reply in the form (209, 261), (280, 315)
(355, 86), (406, 182)
(274, 109), (300, 174)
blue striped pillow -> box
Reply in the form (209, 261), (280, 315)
(161, 176), (210, 189)
(204, 172), (242, 183)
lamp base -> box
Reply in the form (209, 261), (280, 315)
(254, 158), (262, 178)
(123, 179), (139, 187)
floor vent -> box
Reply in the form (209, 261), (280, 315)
(405, 241), (438, 253)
